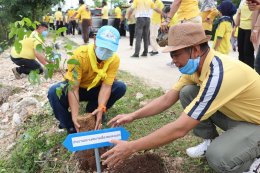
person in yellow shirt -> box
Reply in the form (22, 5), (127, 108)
(102, 23), (260, 173)
(213, 1), (237, 55)
(161, 0), (201, 32)
(48, 26), (126, 134)
(48, 14), (55, 30)
(72, 0), (91, 43)
(125, 0), (136, 48)
(234, 0), (255, 68)
(67, 8), (77, 35)
(200, 0), (219, 36)
(10, 22), (49, 79)
(128, 0), (162, 57)
(101, 1), (109, 26)
(149, 0), (164, 56)
(113, 5), (122, 31)
(55, 7), (64, 36)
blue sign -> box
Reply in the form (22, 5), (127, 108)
(63, 127), (130, 152)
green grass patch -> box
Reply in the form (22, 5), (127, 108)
(0, 71), (214, 173)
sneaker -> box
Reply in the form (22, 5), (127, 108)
(150, 51), (159, 56)
(12, 67), (21, 79)
(186, 139), (211, 158)
(131, 54), (139, 58)
(141, 53), (147, 57)
(243, 158), (260, 173)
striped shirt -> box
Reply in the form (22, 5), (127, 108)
(173, 49), (260, 124)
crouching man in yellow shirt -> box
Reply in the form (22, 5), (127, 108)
(10, 22), (49, 79)
(48, 26), (126, 134)
(102, 23), (260, 173)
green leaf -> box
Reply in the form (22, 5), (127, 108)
(17, 28), (26, 40)
(67, 59), (80, 65)
(55, 87), (63, 99)
(66, 52), (74, 56)
(36, 44), (43, 53)
(28, 70), (40, 85)
(19, 20), (25, 27)
(31, 23), (36, 30)
(56, 27), (67, 35)
(23, 18), (32, 26)
(45, 46), (52, 55)
(64, 44), (73, 50)
(14, 41), (22, 54)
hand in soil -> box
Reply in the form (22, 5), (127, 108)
(107, 113), (134, 127)
(91, 108), (103, 130)
(101, 140), (135, 168)
(73, 117), (81, 132)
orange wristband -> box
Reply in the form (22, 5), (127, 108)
(98, 104), (107, 113)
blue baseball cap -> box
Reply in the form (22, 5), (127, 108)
(96, 26), (120, 52)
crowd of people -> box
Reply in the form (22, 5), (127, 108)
(9, 0), (260, 172)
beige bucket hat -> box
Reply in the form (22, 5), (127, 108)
(162, 22), (211, 53)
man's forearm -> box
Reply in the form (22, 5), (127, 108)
(98, 83), (112, 108)
(35, 51), (47, 65)
(68, 88), (80, 120)
(168, 0), (181, 18)
(132, 90), (179, 120)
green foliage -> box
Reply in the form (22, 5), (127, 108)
(29, 70), (41, 85)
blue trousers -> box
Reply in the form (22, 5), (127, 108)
(47, 81), (126, 130)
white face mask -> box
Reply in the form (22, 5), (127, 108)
(95, 47), (114, 60)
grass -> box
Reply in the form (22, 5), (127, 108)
(0, 71), (214, 173)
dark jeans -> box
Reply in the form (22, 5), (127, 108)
(49, 23), (55, 30)
(70, 20), (76, 35)
(47, 81), (126, 130)
(102, 19), (108, 26)
(255, 46), (260, 74)
(129, 24), (135, 46)
(56, 21), (64, 36)
(82, 19), (91, 43)
(238, 28), (255, 68)
(11, 56), (43, 74)
(134, 17), (150, 55)
(113, 18), (120, 32)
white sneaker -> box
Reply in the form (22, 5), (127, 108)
(243, 158), (260, 173)
(186, 139), (211, 158)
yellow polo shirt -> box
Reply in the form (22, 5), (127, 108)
(54, 11), (63, 21)
(11, 38), (42, 60)
(126, 8), (136, 25)
(102, 5), (109, 19)
(151, 0), (164, 24)
(213, 21), (232, 55)
(178, 0), (200, 21)
(173, 49), (260, 124)
(49, 16), (54, 23)
(64, 45), (120, 88)
(77, 4), (91, 19)
(239, 3), (253, 30)
(132, 0), (155, 18)
(114, 7), (122, 19)
(201, 8), (219, 31)
(67, 9), (75, 19)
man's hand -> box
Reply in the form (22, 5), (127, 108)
(101, 140), (135, 168)
(72, 117), (81, 132)
(107, 113), (135, 127)
(251, 29), (259, 43)
(232, 27), (237, 37)
(161, 21), (169, 33)
(92, 108), (103, 130)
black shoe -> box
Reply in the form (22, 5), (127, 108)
(149, 51), (154, 54)
(150, 51), (159, 56)
(141, 53), (147, 57)
(67, 127), (77, 134)
(131, 54), (139, 58)
(58, 124), (64, 129)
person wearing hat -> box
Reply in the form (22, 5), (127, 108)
(47, 26), (126, 134)
(101, 23), (260, 173)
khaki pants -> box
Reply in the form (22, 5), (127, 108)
(150, 24), (160, 52)
(179, 85), (260, 173)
